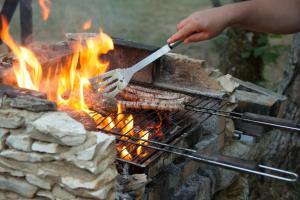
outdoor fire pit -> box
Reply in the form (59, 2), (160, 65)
(0, 28), (298, 200)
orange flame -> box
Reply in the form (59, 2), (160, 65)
(38, 0), (51, 21)
(0, 16), (114, 113)
(137, 130), (149, 156)
(83, 19), (92, 31)
(0, 17), (42, 91)
(119, 146), (132, 161)
(0, 15), (158, 162)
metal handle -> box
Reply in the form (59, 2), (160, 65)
(168, 40), (182, 49)
(184, 104), (300, 132)
(242, 112), (300, 131)
(108, 130), (298, 182)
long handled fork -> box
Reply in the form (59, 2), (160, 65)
(89, 41), (181, 98)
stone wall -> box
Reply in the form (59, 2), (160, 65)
(0, 94), (117, 200)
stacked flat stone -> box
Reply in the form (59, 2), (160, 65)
(0, 98), (117, 200)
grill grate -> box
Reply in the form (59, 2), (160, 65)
(93, 83), (226, 167)
(90, 84), (298, 182)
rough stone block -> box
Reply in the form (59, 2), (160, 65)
(6, 134), (32, 152)
(25, 174), (52, 190)
(0, 128), (9, 150)
(0, 149), (55, 162)
(61, 165), (118, 190)
(0, 112), (25, 129)
(30, 112), (87, 146)
(52, 184), (76, 199)
(32, 141), (59, 154)
(0, 175), (38, 198)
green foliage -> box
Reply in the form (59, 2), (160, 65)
(240, 34), (287, 65)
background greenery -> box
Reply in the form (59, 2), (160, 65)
(2, 0), (293, 89)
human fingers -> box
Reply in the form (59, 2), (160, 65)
(176, 18), (189, 30)
(167, 23), (196, 43)
(183, 32), (209, 43)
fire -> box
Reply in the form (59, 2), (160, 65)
(136, 130), (149, 157)
(0, 17), (42, 91)
(0, 16), (113, 113)
(0, 16), (159, 162)
(38, 0), (51, 21)
(119, 146), (132, 161)
(83, 19), (92, 30)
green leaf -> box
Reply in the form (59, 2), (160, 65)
(254, 46), (267, 57)
(241, 51), (251, 59)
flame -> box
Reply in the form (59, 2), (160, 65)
(38, 0), (51, 21)
(119, 146), (132, 161)
(0, 16), (114, 113)
(53, 30), (113, 112)
(83, 19), (92, 30)
(137, 130), (149, 156)
(0, 16), (160, 162)
(0, 17), (42, 91)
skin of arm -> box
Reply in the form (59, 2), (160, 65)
(167, 0), (300, 44)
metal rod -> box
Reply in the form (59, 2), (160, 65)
(185, 105), (300, 132)
(112, 134), (298, 182)
(106, 130), (197, 154)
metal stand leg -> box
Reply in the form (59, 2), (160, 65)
(20, 0), (33, 45)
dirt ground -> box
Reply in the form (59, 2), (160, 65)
(4, 0), (293, 90)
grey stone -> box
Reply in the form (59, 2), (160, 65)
(64, 131), (116, 174)
(0, 112), (25, 129)
(6, 134), (32, 151)
(72, 155), (115, 175)
(0, 163), (25, 177)
(76, 144), (96, 161)
(30, 112), (87, 146)
(52, 185), (76, 200)
(32, 141), (59, 154)
(61, 165), (118, 190)
(0, 149), (55, 162)
(0, 175), (38, 198)
(73, 181), (115, 200)
(9, 95), (57, 112)
(26, 174), (52, 190)
(0, 108), (43, 124)
(36, 190), (55, 200)
(0, 128), (9, 150)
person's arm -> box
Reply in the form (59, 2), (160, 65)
(167, 0), (300, 44)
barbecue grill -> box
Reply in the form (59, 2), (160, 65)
(0, 34), (299, 199)
(87, 79), (297, 182)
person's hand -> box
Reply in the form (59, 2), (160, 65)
(167, 7), (231, 44)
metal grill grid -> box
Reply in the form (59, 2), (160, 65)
(94, 85), (226, 168)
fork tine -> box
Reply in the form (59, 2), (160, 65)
(103, 82), (118, 93)
(89, 71), (113, 83)
(94, 77), (115, 89)
(103, 87), (121, 98)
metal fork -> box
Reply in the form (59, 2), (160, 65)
(89, 41), (181, 98)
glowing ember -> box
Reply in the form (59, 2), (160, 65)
(83, 19), (92, 30)
(38, 0), (51, 21)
